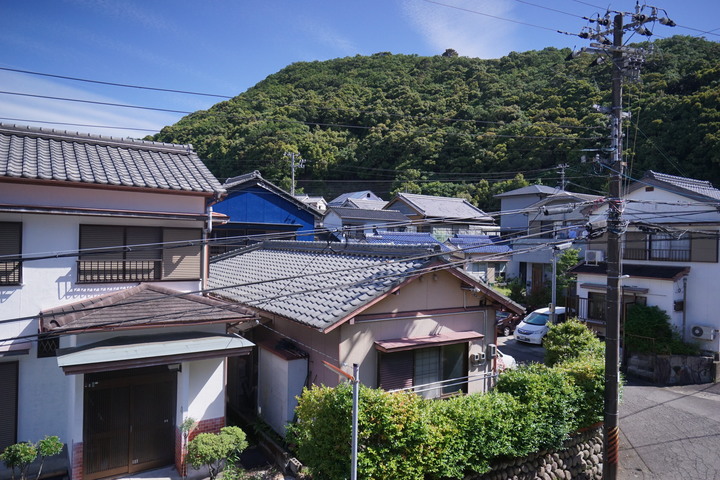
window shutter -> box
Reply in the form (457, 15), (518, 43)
(0, 223), (21, 256)
(623, 231), (647, 260)
(378, 351), (413, 391)
(125, 227), (162, 260)
(162, 228), (202, 280)
(691, 233), (718, 263)
(80, 225), (124, 259)
(0, 362), (18, 450)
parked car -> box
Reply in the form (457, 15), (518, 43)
(496, 310), (524, 337)
(496, 349), (517, 372)
(514, 307), (567, 345)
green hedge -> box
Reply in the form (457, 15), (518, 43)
(288, 359), (605, 479)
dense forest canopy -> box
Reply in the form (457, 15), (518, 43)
(154, 36), (720, 212)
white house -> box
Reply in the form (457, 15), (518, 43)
(0, 124), (256, 480)
(572, 171), (720, 355)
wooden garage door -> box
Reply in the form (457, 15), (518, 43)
(84, 367), (176, 480)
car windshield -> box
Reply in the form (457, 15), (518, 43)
(496, 312), (510, 321)
(524, 312), (549, 326)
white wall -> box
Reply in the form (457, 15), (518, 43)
(257, 348), (307, 436)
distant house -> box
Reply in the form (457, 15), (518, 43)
(209, 241), (524, 436)
(328, 190), (384, 206)
(211, 171), (323, 254)
(570, 171), (720, 355)
(0, 123), (256, 480)
(322, 206), (408, 240)
(340, 197), (388, 210)
(384, 193), (498, 241)
(446, 234), (512, 284)
(294, 194), (328, 213)
(494, 185), (561, 236)
(496, 187), (600, 296)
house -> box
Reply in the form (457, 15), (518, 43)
(0, 124), (257, 480)
(210, 171), (323, 254)
(384, 193), (498, 242)
(322, 206), (409, 241)
(327, 190), (384, 207)
(208, 241), (524, 436)
(294, 194), (328, 213)
(446, 234), (512, 284)
(494, 184), (562, 236)
(497, 187), (601, 296)
(570, 171), (720, 355)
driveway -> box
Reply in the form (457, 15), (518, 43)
(618, 380), (720, 480)
(497, 334), (720, 479)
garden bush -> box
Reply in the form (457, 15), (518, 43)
(0, 436), (63, 480)
(495, 363), (580, 449)
(544, 317), (604, 367)
(625, 304), (700, 355)
(186, 426), (248, 480)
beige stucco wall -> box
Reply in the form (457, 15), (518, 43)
(337, 270), (497, 394)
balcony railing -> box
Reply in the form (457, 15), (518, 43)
(0, 261), (21, 285)
(77, 259), (161, 283)
(624, 248), (690, 262)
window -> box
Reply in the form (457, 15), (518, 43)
(37, 336), (60, 358)
(650, 233), (690, 261)
(78, 225), (201, 283)
(378, 344), (468, 399)
(625, 231), (716, 263)
(0, 222), (22, 285)
(0, 362), (18, 450)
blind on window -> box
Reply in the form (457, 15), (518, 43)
(162, 228), (202, 280)
(79, 225), (124, 259)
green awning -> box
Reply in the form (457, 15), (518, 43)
(57, 331), (254, 375)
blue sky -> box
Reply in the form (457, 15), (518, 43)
(1, 0), (718, 138)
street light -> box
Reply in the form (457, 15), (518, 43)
(550, 241), (574, 324)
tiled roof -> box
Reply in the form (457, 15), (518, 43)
(327, 206), (408, 222)
(570, 262), (689, 280)
(447, 234), (512, 254)
(0, 123), (224, 195)
(343, 198), (388, 210)
(329, 190), (384, 206)
(641, 170), (720, 202)
(494, 185), (561, 198)
(365, 231), (452, 252)
(209, 241), (437, 330)
(40, 284), (257, 332)
(390, 193), (493, 221)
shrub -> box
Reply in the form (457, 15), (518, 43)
(544, 317), (604, 367)
(555, 356), (605, 428)
(495, 363), (580, 449)
(625, 304), (700, 355)
(186, 426), (248, 480)
(1, 436), (63, 480)
(1, 442), (37, 480)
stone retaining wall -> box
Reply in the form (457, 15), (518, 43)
(626, 353), (715, 385)
(468, 425), (604, 480)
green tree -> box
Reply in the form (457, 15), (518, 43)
(544, 317), (604, 367)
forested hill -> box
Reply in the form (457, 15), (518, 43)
(154, 35), (720, 211)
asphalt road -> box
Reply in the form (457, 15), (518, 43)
(496, 333), (720, 480)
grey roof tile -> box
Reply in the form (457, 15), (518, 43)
(209, 241), (437, 330)
(642, 170), (720, 202)
(327, 206), (409, 222)
(0, 123), (224, 195)
(390, 193), (494, 221)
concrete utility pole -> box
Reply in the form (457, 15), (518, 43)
(285, 152), (306, 196)
(569, 5), (675, 479)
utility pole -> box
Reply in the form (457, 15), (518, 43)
(570, 5), (675, 479)
(556, 163), (569, 190)
(284, 152), (305, 196)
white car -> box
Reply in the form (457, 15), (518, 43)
(496, 350), (517, 372)
(514, 307), (567, 345)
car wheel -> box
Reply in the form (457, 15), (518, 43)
(503, 326), (511, 337)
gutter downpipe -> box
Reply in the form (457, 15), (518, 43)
(681, 276), (687, 342)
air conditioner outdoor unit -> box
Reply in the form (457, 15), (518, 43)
(690, 324), (716, 341)
(584, 249), (604, 264)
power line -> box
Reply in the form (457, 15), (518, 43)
(0, 67), (234, 99)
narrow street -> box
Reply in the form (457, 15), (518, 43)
(497, 333), (720, 480)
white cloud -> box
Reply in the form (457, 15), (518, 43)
(401, 0), (519, 59)
(0, 71), (181, 139)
